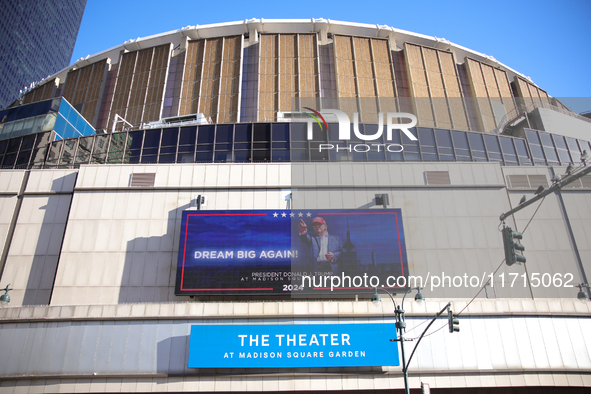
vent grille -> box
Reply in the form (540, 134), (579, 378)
(507, 174), (547, 189)
(425, 171), (451, 185)
(130, 173), (156, 187)
(564, 175), (591, 189)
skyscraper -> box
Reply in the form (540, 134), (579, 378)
(0, 0), (87, 109)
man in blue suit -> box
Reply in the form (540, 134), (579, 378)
(299, 217), (343, 275)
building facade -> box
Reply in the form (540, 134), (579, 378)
(0, 19), (590, 393)
(0, 0), (87, 109)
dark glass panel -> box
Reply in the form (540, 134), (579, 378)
(159, 154), (176, 163)
(272, 150), (290, 161)
(499, 137), (517, 163)
(92, 135), (110, 164)
(272, 123), (289, 141)
(47, 140), (63, 164)
(216, 125), (233, 143)
(214, 143), (231, 151)
(140, 155), (158, 164)
(142, 148), (159, 156)
(16, 149), (32, 167)
(328, 123), (340, 142)
(253, 124), (271, 141)
(234, 124), (252, 142)
(468, 133), (485, 151)
(367, 149), (385, 162)
(159, 146), (176, 155)
(6, 138), (21, 154)
(484, 135), (502, 161)
(253, 142), (270, 149)
(179, 126), (197, 145)
(161, 127), (179, 147)
(143, 129), (161, 148)
(59, 139), (77, 165)
(272, 142), (290, 149)
(566, 137), (581, 162)
(20, 134), (36, 150)
(197, 126), (215, 144)
(290, 142), (308, 149)
(234, 151), (252, 161)
(214, 151), (232, 162)
(2, 153), (16, 167)
(127, 131), (144, 150)
(107, 133), (127, 164)
(195, 151), (213, 162)
(0, 140), (8, 155)
(196, 144), (214, 152)
(253, 150), (271, 161)
(234, 143), (251, 150)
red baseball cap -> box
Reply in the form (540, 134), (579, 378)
(312, 217), (326, 225)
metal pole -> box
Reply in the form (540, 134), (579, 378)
(396, 304), (410, 394)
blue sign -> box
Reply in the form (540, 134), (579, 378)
(175, 209), (409, 296)
(188, 323), (400, 368)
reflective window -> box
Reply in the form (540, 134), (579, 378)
(499, 136), (517, 164)
(525, 129), (545, 164)
(92, 135), (110, 164)
(566, 137), (581, 163)
(108, 132), (127, 164)
(514, 139), (531, 165)
(435, 129), (454, 161)
(539, 132), (558, 163)
(385, 129), (403, 162)
(418, 128), (437, 161)
(452, 130), (471, 161)
(402, 127), (420, 161)
(177, 127), (196, 163)
(75, 135), (93, 165)
(160, 128), (178, 163)
(60, 139), (77, 165)
(484, 135), (502, 162)
(552, 135), (571, 164)
(468, 133), (487, 161)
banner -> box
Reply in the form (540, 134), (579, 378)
(188, 323), (400, 368)
(175, 209), (409, 296)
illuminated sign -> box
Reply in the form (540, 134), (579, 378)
(175, 209), (409, 296)
(188, 323), (400, 368)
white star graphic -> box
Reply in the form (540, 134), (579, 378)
(290, 213), (295, 217)
(306, 212), (312, 217)
(273, 212), (278, 217)
(281, 212), (287, 217)
(298, 212), (303, 217)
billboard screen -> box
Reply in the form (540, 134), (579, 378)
(175, 209), (409, 296)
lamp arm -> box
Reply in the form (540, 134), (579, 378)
(405, 302), (450, 368)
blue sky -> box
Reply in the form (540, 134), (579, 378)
(72, 0), (591, 113)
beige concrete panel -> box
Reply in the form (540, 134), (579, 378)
(0, 171), (25, 193)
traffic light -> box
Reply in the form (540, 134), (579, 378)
(448, 309), (459, 333)
(502, 226), (526, 266)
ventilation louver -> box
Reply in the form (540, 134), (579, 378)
(130, 173), (156, 187)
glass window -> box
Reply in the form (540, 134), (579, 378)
(552, 135), (571, 163)
(272, 123), (289, 141)
(31, 132), (51, 165)
(291, 149), (309, 161)
(254, 124), (271, 142)
(93, 135), (111, 164)
(179, 126), (197, 145)
(499, 136), (517, 163)
(290, 123), (308, 141)
(514, 139), (532, 165)
(143, 129), (161, 148)
(197, 126), (215, 144)
(195, 151), (213, 162)
(484, 135), (502, 162)
(59, 139), (77, 165)
(215, 125), (233, 143)
(468, 133), (487, 161)
(452, 130), (471, 161)
(385, 129), (403, 161)
(539, 132), (558, 163)
(234, 150), (252, 162)
(418, 128), (437, 161)
(435, 129), (454, 157)
(234, 124), (252, 142)
(566, 137), (581, 163)
(272, 150), (290, 161)
(75, 135), (93, 165)
(402, 127), (420, 161)
(161, 127), (179, 147)
(328, 123), (340, 142)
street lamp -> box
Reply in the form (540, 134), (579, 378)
(577, 284), (589, 302)
(371, 286), (424, 394)
(0, 284), (12, 306)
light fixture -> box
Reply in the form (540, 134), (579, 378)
(371, 288), (381, 307)
(414, 288), (425, 306)
(0, 284), (12, 306)
(577, 284), (589, 302)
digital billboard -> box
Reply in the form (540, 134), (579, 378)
(175, 209), (409, 296)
